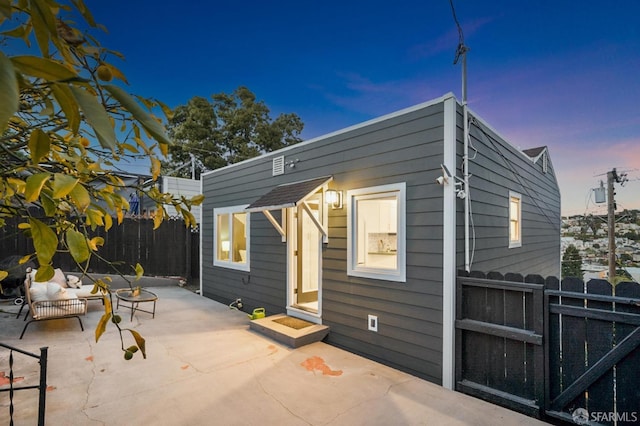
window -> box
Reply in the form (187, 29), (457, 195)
(214, 206), (250, 271)
(347, 183), (406, 282)
(509, 192), (522, 248)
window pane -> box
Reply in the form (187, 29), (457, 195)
(217, 213), (230, 261)
(232, 212), (247, 263)
(510, 198), (519, 221)
(509, 194), (521, 246)
(356, 195), (398, 270)
(510, 221), (519, 241)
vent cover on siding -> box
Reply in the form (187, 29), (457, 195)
(272, 156), (284, 176)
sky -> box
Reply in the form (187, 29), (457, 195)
(72, 2), (640, 215)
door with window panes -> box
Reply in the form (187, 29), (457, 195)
(291, 195), (321, 311)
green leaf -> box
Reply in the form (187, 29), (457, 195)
(51, 83), (80, 133)
(52, 173), (78, 199)
(25, 172), (51, 203)
(0, 51), (18, 132)
(71, 0), (96, 27)
(29, 0), (55, 57)
(0, 1), (13, 21)
(34, 264), (54, 282)
(190, 194), (205, 205)
(11, 56), (77, 81)
(95, 312), (109, 342)
(69, 85), (116, 150)
(40, 188), (56, 216)
(134, 263), (144, 280)
(66, 228), (90, 263)
(129, 329), (146, 359)
(104, 85), (171, 145)
(69, 183), (90, 212)
(30, 218), (57, 267)
(28, 129), (51, 164)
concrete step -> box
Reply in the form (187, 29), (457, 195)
(249, 314), (329, 348)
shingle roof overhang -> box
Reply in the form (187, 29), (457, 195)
(245, 176), (333, 212)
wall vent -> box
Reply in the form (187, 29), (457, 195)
(272, 156), (284, 176)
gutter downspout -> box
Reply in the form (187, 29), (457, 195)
(462, 52), (471, 273)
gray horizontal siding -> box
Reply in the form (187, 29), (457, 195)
(201, 96), (562, 385)
(202, 99), (447, 383)
(462, 106), (561, 277)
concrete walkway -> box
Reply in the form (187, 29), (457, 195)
(0, 285), (548, 425)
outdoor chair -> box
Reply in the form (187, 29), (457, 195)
(19, 268), (88, 339)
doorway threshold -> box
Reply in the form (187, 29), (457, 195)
(249, 314), (329, 348)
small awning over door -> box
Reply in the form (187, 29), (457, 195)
(245, 175), (332, 242)
(246, 176), (332, 212)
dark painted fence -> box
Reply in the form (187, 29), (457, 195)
(0, 217), (199, 281)
(456, 271), (545, 418)
(546, 277), (640, 425)
(456, 271), (640, 425)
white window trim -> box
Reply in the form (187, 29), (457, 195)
(509, 191), (522, 248)
(347, 183), (406, 282)
(213, 205), (250, 271)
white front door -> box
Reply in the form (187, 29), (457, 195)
(288, 195), (322, 319)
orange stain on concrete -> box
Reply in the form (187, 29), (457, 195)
(300, 356), (343, 376)
(0, 371), (24, 386)
(181, 365), (189, 370)
(85, 356), (94, 362)
(46, 386), (56, 392)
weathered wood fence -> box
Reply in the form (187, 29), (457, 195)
(0, 217), (199, 280)
(456, 271), (640, 425)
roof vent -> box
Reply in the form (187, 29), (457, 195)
(272, 156), (285, 176)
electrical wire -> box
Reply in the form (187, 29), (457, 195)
(449, 0), (469, 65)
(471, 119), (561, 232)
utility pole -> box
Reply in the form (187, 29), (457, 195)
(607, 170), (616, 282)
(607, 168), (628, 281)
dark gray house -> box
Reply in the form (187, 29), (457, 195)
(200, 93), (561, 388)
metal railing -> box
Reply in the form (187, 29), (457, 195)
(0, 343), (48, 426)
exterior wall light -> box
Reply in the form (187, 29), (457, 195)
(325, 189), (343, 209)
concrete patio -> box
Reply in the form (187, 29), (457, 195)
(0, 283), (548, 425)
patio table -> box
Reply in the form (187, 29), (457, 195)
(115, 288), (157, 321)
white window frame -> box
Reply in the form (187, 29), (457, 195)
(213, 205), (250, 271)
(509, 191), (522, 248)
(347, 183), (406, 282)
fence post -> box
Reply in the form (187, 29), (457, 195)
(38, 347), (47, 426)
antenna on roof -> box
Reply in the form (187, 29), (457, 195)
(449, 0), (472, 275)
(449, 0), (470, 103)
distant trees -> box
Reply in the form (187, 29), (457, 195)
(562, 244), (583, 279)
(0, 0), (201, 359)
(164, 87), (304, 178)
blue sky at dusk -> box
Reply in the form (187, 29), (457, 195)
(84, 2), (639, 215)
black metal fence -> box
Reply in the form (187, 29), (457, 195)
(0, 217), (199, 281)
(456, 271), (640, 424)
(0, 343), (48, 426)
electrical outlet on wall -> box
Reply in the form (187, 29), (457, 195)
(368, 314), (378, 332)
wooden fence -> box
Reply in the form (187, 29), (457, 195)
(456, 271), (640, 425)
(0, 217), (199, 281)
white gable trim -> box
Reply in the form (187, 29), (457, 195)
(202, 93), (457, 178)
(442, 97), (457, 390)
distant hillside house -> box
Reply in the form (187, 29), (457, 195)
(162, 176), (201, 224)
(200, 93), (561, 388)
